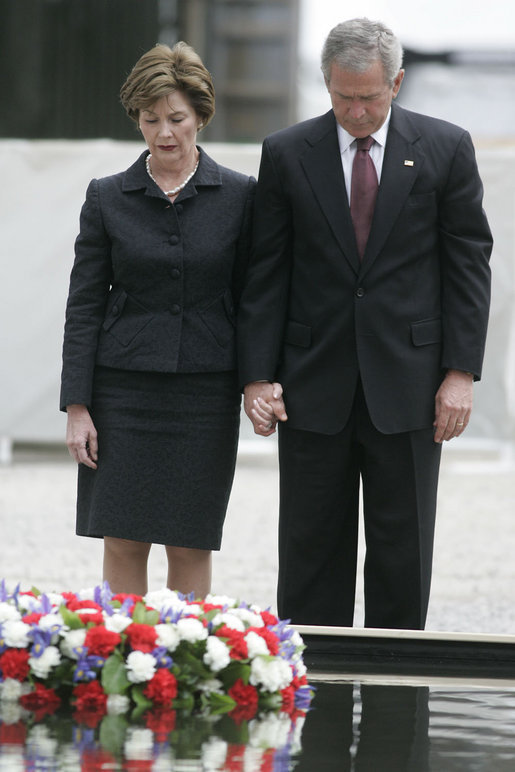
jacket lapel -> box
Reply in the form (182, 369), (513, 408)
(361, 104), (425, 272)
(300, 112), (361, 275)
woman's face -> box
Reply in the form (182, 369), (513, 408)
(139, 91), (200, 166)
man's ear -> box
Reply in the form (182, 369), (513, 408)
(392, 69), (405, 98)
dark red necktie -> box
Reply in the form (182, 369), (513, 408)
(350, 136), (378, 259)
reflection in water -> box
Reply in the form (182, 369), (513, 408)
(299, 680), (515, 771)
(2, 681), (515, 769)
(0, 704), (306, 770)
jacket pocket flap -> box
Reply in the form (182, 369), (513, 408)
(411, 317), (441, 346)
(102, 291), (152, 347)
(102, 289), (128, 331)
(197, 290), (235, 347)
(284, 320), (312, 348)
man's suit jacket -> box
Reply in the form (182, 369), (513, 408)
(237, 104), (492, 435)
(61, 148), (255, 411)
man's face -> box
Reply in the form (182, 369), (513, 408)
(326, 59), (404, 138)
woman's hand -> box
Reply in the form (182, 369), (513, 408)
(66, 405), (98, 469)
(244, 382), (287, 436)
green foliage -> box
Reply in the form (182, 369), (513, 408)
(101, 652), (130, 694)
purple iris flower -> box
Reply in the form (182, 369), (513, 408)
(152, 646), (173, 669)
(28, 628), (53, 657)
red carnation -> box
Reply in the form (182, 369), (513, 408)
(145, 707), (176, 740)
(229, 702), (258, 724)
(78, 611), (104, 627)
(0, 648), (30, 681)
(201, 602), (224, 613)
(20, 683), (61, 712)
(67, 598), (103, 612)
(260, 610), (279, 627)
(73, 680), (108, 712)
(81, 748), (118, 772)
(143, 669), (178, 705)
(0, 721), (26, 745)
(84, 625), (121, 657)
(224, 743), (247, 768)
(21, 612), (43, 626)
(259, 749), (275, 772)
(216, 626), (248, 659)
(125, 623), (158, 653)
(124, 761), (154, 771)
(280, 685), (296, 714)
(228, 678), (258, 714)
(247, 626), (280, 656)
(73, 706), (106, 729)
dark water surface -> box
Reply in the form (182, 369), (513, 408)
(300, 677), (515, 771)
(2, 677), (515, 769)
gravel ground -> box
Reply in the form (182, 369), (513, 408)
(1, 440), (514, 635)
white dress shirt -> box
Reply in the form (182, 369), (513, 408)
(336, 108), (391, 202)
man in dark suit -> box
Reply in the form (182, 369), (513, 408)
(237, 18), (492, 629)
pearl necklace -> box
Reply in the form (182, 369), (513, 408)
(145, 154), (199, 196)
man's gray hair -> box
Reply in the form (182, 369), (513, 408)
(321, 18), (403, 86)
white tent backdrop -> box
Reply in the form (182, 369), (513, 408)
(1, 139), (514, 457)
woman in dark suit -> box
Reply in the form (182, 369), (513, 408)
(60, 42), (255, 597)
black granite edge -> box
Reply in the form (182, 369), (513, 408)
(302, 633), (515, 679)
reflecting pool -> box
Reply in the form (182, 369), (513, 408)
(2, 676), (515, 769)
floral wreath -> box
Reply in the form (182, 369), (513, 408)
(0, 581), (313, 729)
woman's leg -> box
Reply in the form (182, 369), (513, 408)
(165, 546), (212, 598)
(103, 537), (152, 595)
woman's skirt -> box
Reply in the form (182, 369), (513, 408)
(76, 366), (241, 550)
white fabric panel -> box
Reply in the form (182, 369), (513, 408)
(0, 139), (513, 445)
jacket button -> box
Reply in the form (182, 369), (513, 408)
(169, 235), (179, 246)
(356, 287), (365, 298)
(171, 304), (181, 315)
(171, 268), (181, 279)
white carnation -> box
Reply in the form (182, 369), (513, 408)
(126, 651), (157, 683)
(124, 727), (154, 760)
(245, 631), (269, 658)
(29, 645), (61, 679)
(14, 594), (38, 612)
(289, 629), (304, 649)
(144, 588), (185, 614)
(249, 656), (292, 692)
(197, 678), (223, 694)
(45, 592), (65, 608)
(154, 623), (180, 652)
(60, 628), (87, 659)
(295, 659), (307, 679)
(211, 612), (245, 632)
(205, 593), (236, 608)
(3, 620), (31, 647)
(201, 736), (228, 770)
(0, 699), (24, 725)
(107, 694), (131, 715)
(176, 617), (208, 643)
(0, 677), (24, 701)
(27, 724), (58, 758)
(0, 602), (21, 623)
(203, 636), (231, 672)
(247, 712), (292, 750)
(38, 613), (64, 636)
(230, 607), (264, 628)
(104, 612), (132, 634)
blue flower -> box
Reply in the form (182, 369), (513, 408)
(28, 628), (53, 657)
(152, 646), (173, 669)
